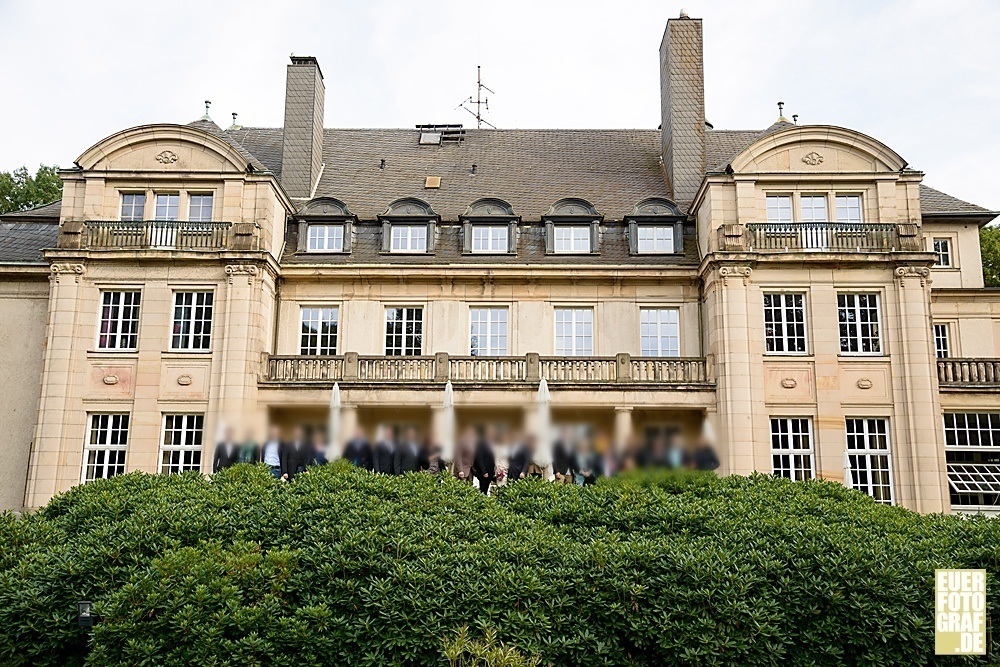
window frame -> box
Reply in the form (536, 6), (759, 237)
(763, 292), (809, 355)
(639, 307), (681, 357)
(934, 323), (951, 359)
(384, 306), (424, 356)
(153, 193), (180, 221)
(765, 194), (793, 223)
(187, 193), (214, 223)
(844, 417), (894, 505)
(305, 223), (347, 253)
(120, 193), (147, 221)
(943, 412), (1000, 511)
(160, 413), (205, 475)
(837, 292), (883, 355)
(932, 237), (953, 268)
(96, 289), (142, 351)
(169, 290), (214, 352)
(300, 305), (340, 355)
(81, 413), (130, 483)
(770, 417), (815, 481)
(834, 193), (864, 224)
(554, 307), (594, 356)
(552, 225), (593, 254)
(469, 306), (509, 356)
(386, 223), (430, 254)
(799, 194), (829, 223)
(634, 224), (677, 254)
(469, 224), (512, 254)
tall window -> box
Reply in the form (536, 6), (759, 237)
(471, 225), (509, 253)
(838, 293), (881, 354)
(120, 193), (146, 221)
(934, 323), (951, 359)
(300, 307), (339, 355)
(82, 414), (129, 482)
(933, 238), (952, 267)
(470, 308), (508, 356)
(188, 194), (214, 222)
(770, 417), (814, 481)
(554, 308), (593, 356)
(943, 413), (1000, 510)
(640, 308), (680, 357)
(636, 225), (675, 253)
(765, 195), (792, 223)
(385, 307), (423, 355)
(845, 418), (893, 504)
(97, 291), (141, 351)
(160, 414), (204, 474)
(307, 225), (345, 252)
(390, 225), (427, 252)
(154, 194), (179, 221)
(553, 225), (591, 253)
(763, 293), (807, 354)
(800, 195), (828, 222)
(170, 291), (213, 351)
(835, 194), (863, 223)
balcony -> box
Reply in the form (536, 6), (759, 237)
(718, 222), (921, 253)
(938, 359), (1000, 390)
(261, 352), (713, 388)
(57, 221), (259, 251)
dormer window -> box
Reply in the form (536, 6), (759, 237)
(636, 225), (675, 253)
(544, 198), (600, 255)
(554, 225), (591, 252)
(461, 198), (517, 255)
(390, 225), (427, 252)
(295, 198), (355, 254)
(380, 198), (438, 254)
(307, 225), (344, 252)
(626, 198), (683, 255)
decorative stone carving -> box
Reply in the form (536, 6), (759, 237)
(718, 264), (753, 286)
(801, 151), (824, 166)
(856, 378), (873, 390)
(176, 374), (193, 386)
(781, 377), (797, 389)
(225, 264), (258, 284)
(50, 263), (85, 283)
(102, 374), (119, 385)
(155, 150), (179, 164)
(894, 265), (931, 287)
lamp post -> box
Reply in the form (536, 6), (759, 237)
(77, 600), (94, 628)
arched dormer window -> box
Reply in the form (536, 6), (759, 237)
(543, 198), (601, 255)
(380, 198), (439, 254)
(296, 197), (355, 254)
(460, 198), (518, 254)
(625, 197), (684, 255)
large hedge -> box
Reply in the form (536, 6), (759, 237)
(0, 462), (997, 666)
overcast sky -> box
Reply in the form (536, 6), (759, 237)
(1, 0), (998, 210)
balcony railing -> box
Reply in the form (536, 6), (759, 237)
(261, 352), (713, 387)
(57, 221), (260, 251)
(745, 222), (898, 252)
(938, 359), (1000, 388)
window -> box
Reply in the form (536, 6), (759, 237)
(553, 225), (591, 253)
(170, 291), (213, 351)
(838, 293), (881, 354)
(763, 293), (807, 354)
(300, 307), (339, 355)
(385, 307), (423, 356)
(188, 194), (213, 222)
(97, 291), (141, 351)
(835, 194), (863, 223)
(82, 414), (129, 482)
(640, 308), (680, 357)
(766, 195), (792, 223)
(933, 238), (952, 267)
(120, 193), (146, 221)
(154, 193), (179, 221)
(636, 225), (675, 253)
(554, 308), (593, 356)
(934, 323), (951, 359)
(307, 224), (345, 252)
(390, 225), (427, 252)
(845, 418), (894, 504)
(800, 195), (828, 222)
(470, 308), (508, 356)
(160, 414), (204, 474)
(770, 417), (814, 481)
(944, 413), (1000, 510)
(470, 225), (509, 253)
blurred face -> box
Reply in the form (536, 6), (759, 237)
(293, 427), (305, 442)
(268, 426), (281, 442)
(405, 427), (418, 443)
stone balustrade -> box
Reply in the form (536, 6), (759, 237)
(57, 221), (259, 251)
(937, 358), (1000, 388)
(718, 222), (920, 253)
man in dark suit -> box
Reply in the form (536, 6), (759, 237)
(342, 429), (373, 471)
(393, 427), (422, 474)
(280, 426), (313, 480)
(471, 429), (496, 494)
(372, 426), (395, 475)
(507, 434), (534, 483)
(213, 427), (239, 473)
(552, 428), (576, 484)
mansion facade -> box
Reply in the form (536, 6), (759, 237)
(1, 13), (998, 513)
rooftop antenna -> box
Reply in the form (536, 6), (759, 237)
(792, 114), (799, 125)
(458, 65), (496, 129)
(777, 101), (785, 120)
(201, 100), (212, 121)
(228, 112), (240, 130)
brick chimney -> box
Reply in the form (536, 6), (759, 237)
(659, 13), (706, 206)
(280, 56), (325, 199)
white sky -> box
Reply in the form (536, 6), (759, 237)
(1, 0), (998, 210)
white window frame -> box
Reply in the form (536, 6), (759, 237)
(81, 413), (129, 483)
(943, 412), (1000, 510)
(553, 225), (591, 253)
(97, 290), (141, 351)
(471, 225), (509, 254)
(770, 417), (814, 481)
(834, 194), (863, 223)
(934, 323), (951, 359)
(170, 291), (214, 351)
(153, 193), (180, 221)
(799, 194), (828, 223)
(636, 225), (676, 254)
(470, 307), (508, 356)
(188, 193), (214, 223)
(765, 194), (793, 223)
(554, 307), (594, 356)
(639, 308), (680, 357)
(300, 306), (339, 355)
(307, 224), (345, 252)
(844, 417), (894, 504)
(120, 193), (146, 221)
(390, 224), (427, 253)
(384, 306), (423, 356)
(160, 414), (205, 474)
(837, 292), (882, 355)
(763, 293), (808, 354)
(932, 238), (953, 268)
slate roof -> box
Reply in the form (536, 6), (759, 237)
(0, 222), (58, 263)
(0, 200), (62, 222)
(919, 184), (994, 216)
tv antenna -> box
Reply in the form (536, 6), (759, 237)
(458, 66), (496, 129)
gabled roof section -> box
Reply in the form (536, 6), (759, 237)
(919, 184), (995, 217)
(0, 200), (62, 223)
(0, 222), (58, 263)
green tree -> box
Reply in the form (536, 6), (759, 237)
(0, 165), (62, 215)
(981, 226), (1000, 287)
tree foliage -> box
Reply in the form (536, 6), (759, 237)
(981, 226), (1000, 287)
(0, 165), (62, 215)
(0, 463), (997, 666)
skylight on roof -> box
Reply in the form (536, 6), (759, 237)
(418, 132), (442, 146)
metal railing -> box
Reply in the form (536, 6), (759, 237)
(82, 221), (237, 250)
(743, 222), (898, 252)
(938, 359), (1000, 387)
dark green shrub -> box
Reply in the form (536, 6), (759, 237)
(0, 462), (996, 666)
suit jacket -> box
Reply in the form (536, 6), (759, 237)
(343, 438), (374, 471)
(507, 443), (531, 481)
(373, 440), (395, 474)
(552, 440), (576, 476)
(213, 441), (239, 473)
(471, 439), (496, 481)
(452, 443), (474, 479)
(393, 441), (421, 474)
(280, 440), (313, 479)
(236, 442), (261, 465)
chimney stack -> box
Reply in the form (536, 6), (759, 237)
(659, 14), (706, 206)
(280, 56), (325, 199)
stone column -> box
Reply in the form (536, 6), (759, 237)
(614, 406), (633, 449)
